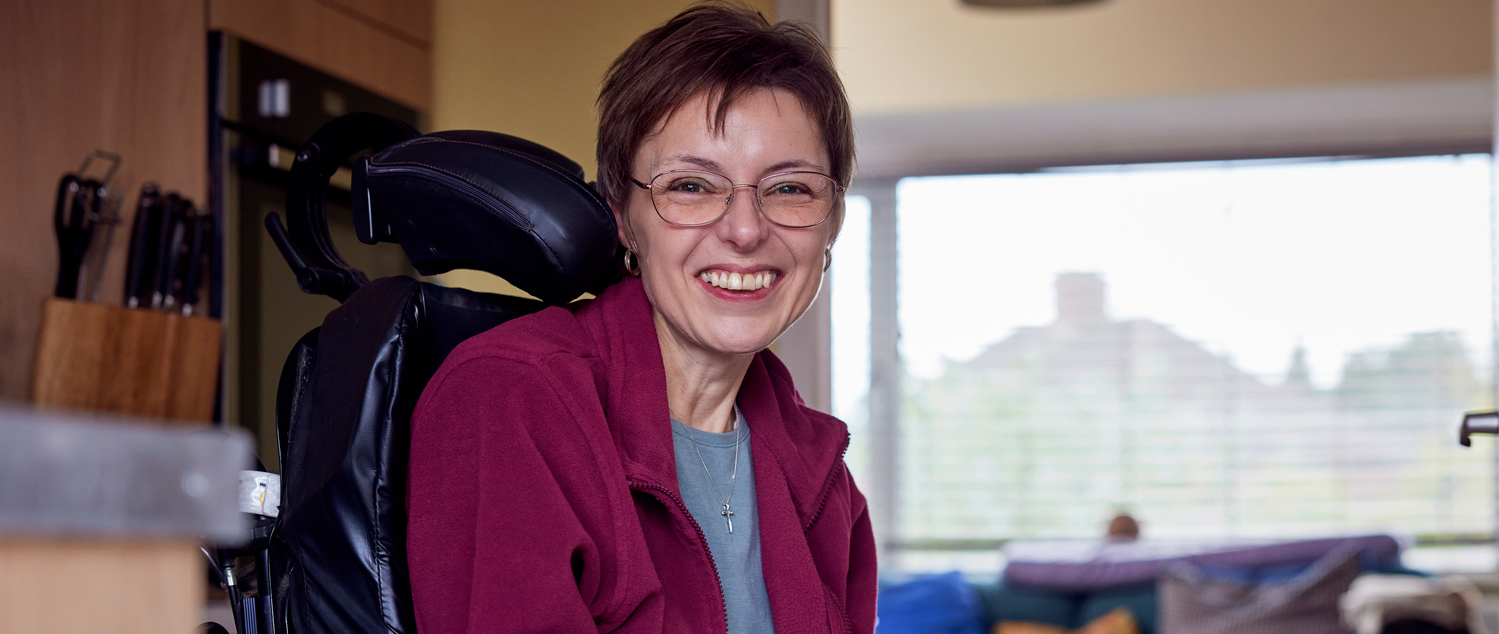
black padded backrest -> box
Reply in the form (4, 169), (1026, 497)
(273, 277), (545, 634)
(268, 116), (617, 634)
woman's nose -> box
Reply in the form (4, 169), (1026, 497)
(716, 185), (771, 249)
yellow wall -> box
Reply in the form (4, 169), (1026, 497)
(436, 0), (1492, 166)
(433, 0), (779, 177)
(834, 0), (1492, 114)
(430, 0), (777, 294)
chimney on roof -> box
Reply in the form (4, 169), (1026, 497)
(1055, 272), (1107, 324)
(1283, 343), (1313, 391)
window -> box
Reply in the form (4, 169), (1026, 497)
(836, 154), (1497, 575)
(832, 195), (873, 485)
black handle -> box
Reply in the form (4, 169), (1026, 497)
(1459, 410), (1498, 447)
(52, 174), (82, 298)
(265, 212), (332, 297)
(180, 210), (207, 315)
(154, 196), (190, 310)
(123, 184), (161, 308)
(152, 194), (183, 308)
(53, 177), (100, 299)
(279, 113), (418, 302)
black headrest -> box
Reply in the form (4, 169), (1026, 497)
(355, 131), (619, 305)
(270, 114), (619, 305)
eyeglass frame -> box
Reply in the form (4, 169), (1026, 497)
(629, 169), (847, 229)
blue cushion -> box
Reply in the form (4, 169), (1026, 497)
(877, 572), (987, 634)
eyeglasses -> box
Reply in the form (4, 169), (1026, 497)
(631, 169), (845, 228)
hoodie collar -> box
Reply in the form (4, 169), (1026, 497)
(576, 277), (849, 525)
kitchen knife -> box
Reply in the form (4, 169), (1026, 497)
(178, 208), (206, 315)
(123, 184), (161, 308)
(52, 176), (97, 299)
(157, 197), (190, 312)
(151, 194), (183, 309)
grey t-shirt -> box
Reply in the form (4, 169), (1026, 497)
(670, 409), (776, 634)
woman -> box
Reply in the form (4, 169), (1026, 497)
(406, 5), (875, 633)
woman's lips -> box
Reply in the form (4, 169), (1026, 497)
(697, 269), (778, 292)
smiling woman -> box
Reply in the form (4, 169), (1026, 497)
(404, 5), (875, 634)
(625, 89), (839, 388)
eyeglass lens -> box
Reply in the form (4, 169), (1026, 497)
(650, 171), (838, 228)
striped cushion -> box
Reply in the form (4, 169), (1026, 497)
(1159, 545), (1361, 634)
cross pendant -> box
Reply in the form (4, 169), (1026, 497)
(721, 504), (734, 534)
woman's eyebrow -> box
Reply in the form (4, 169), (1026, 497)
(764, 159), (822, 173)
(663, 154), (724, 171)
(662, 155), (826, 174)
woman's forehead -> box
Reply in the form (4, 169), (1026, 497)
(639, 89), (828, 173)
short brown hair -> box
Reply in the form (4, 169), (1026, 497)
(596, 3), (854, 208)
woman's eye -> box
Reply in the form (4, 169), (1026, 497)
(669, 180), (710, 194)
(768, 183), (809, 196)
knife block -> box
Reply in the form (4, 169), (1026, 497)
(30, 298), (221, 423)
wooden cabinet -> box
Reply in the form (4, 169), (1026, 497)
(209, 0), (432, 111)
(0, 0), (208, 404)
(0, 0), (431, 406)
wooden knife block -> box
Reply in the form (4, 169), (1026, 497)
(30, 298), (221, 423)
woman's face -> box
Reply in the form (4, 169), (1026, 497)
(615, 88), (838, 358)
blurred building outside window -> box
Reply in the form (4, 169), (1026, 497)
(831, 154), (1497, 578)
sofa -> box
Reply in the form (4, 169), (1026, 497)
(876, 535), (1415, 634)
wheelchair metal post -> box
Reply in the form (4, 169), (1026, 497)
(256, 548), (275, 632)
(224, 561), (244, 634)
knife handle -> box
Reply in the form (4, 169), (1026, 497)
(55, 178), (100, 300)
(52, 174), (82, 299)
(152, 194), (184, 309)
(180, 209), (206, 315)
(160, 198), (192, 312)
(123, 184), (160, 308)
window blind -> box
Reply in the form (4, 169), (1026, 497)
(863, 154), (1494, 559)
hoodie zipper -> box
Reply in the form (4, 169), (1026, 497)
(802, 430), (852, 533)
(363, 163), (530, 229)
(629, 479), (730, 634)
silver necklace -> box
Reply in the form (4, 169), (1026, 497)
(678, 409), (741, 534)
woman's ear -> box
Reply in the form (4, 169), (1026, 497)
(609, 199), (629, 247)
(610, 199), (636, 251)
(824, 200), (846, 249)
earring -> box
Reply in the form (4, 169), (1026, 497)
(623, 248), (641, 276)
(823, 246), (833, 272)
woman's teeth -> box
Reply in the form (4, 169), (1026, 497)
(699, 270), (776, 291)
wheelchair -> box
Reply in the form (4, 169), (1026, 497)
(206, 113), (621, 634)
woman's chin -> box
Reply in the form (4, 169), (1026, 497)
(706, 335), (778, 357)
(695, 323), (784, 357)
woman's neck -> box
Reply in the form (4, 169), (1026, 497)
(654, 311), (754, 434)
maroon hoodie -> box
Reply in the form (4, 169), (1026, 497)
(407, 276), (877, 634)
